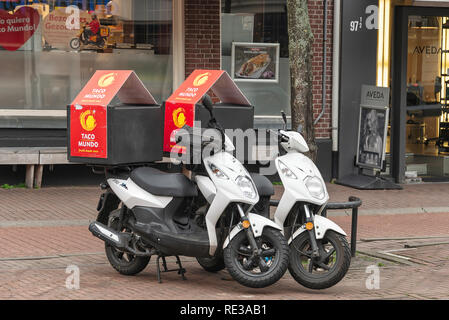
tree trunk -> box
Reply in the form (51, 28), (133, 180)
(287, 0), (317, 161)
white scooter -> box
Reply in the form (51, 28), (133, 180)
(267, 112), (351, 290)
(89, 96), (289, 288)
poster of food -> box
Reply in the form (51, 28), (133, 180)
(231, 42), (279, 83)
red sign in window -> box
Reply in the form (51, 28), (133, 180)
(0, 7), (40, 51)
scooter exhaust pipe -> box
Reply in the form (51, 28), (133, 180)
(89, 221), (131, 250)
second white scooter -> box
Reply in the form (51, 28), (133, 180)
(269, 113), (351, 290)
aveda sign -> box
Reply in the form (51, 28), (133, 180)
(412, 46), (442, 55)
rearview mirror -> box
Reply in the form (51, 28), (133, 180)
(202, 94), (214, 114)
(280, 111), (287, 130)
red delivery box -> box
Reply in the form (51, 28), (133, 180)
(67, 70), (163, 165)
(163, 70), (254, 153)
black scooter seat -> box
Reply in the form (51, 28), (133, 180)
(250, 173), (275, 196)
(130, 167), (198, 198)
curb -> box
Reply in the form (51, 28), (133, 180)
(326, 207), (449, 216)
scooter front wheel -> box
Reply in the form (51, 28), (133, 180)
(223, 227), (289, 288)
(288, 230), (351, 290)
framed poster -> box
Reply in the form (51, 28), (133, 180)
(231, 42), (280, 83)
(356, 105), (389, 169)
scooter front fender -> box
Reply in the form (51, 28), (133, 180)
(288, 215), (347, 244)
(223, 213), (283, 249)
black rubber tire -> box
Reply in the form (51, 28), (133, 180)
(196, 255), (226, 272)
(105, 245), (150, 276)
(104, 210), (150, 276)
(223, 227), (289, 288)
(98, 38), (106, 48)
(70, 38), (80, 50)
(288, 230), (351, 290)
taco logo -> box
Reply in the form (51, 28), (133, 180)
(80, 110), (97, 131)
(172, 107), (187, 128)
(98, 73), (116, 88)
(193, 73), (209, 87)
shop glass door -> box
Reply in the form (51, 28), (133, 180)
(405, 15), (449, 182)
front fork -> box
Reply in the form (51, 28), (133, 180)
(304, 205), (320, 258)
(236, 204), (269, 271)
(236, 204), (259, 250)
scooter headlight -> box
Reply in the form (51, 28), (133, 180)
(208, 162), (229, 180)
(305, 176), (325, 200)
(278, 160), (297, 179)
(235, 176), (257, 199)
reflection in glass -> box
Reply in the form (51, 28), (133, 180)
(0, 0), (173, 121)
(221, 0), (290, 117)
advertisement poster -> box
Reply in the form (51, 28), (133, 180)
(163, 69), (251, 153)
(0, 6), (40, 51)
(356, 105), (389, 169)
(69, 69), (157, 160)
(164, 102), (195, 154)
(70, 70), (133, 159)
(70, 104), (108, 159)
(231, 42), (280, 83)
(163, 70), (225, 153)
(43, 8), (91, 50)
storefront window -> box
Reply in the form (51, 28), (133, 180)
(0, 0), (173, 127)
(405, 15), (449, 180)
(221, 0), (290, 119)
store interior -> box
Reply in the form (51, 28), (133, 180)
(403, 15), (449, 182)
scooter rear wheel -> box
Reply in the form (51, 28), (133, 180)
(223, 227), (289, 288)
(105, 210), (150, 276)
(70, 38), (80, 50)
(196, 255), (225, 272)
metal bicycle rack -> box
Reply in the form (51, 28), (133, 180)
(270, 196), (362, 257)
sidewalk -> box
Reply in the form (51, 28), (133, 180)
(0, 182), (448, 299)
(325, 182), (449, 215)
(275, 182), (449, 215)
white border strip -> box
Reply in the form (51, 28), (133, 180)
(0, 110), (66, 118)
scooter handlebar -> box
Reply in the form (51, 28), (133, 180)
(269, 129), (289, 143)
(175, 125), (218, 147)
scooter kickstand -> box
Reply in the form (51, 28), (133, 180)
(155, 255), (187, 283)
(156, 255), (163, 283)
(162, 256), (168, 272)
(175, 255), (187, 280)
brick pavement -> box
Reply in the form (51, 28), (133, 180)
(0, 183), (448, 300)
(0, 249), (447, 300)
(0, 187), (99, 222)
